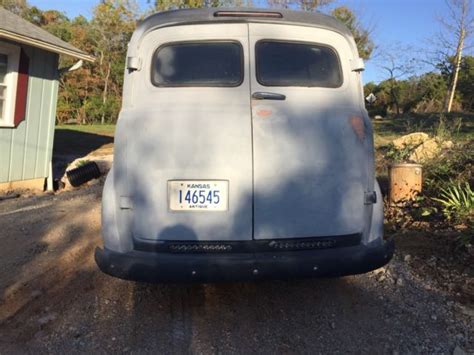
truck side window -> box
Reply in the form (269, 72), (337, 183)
(256, 41), (343, 88)
(151, 42), (243, 87)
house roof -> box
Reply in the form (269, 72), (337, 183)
(0, 7), (94, 62)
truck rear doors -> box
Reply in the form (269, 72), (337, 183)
(130, 22), (369, 242)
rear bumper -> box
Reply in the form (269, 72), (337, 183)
(95, 239), (394, 283)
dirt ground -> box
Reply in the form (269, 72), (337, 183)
(0, 183), (472, 354)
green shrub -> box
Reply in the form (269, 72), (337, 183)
(433, 114), (463, 140)
(423, 141), (473, 192)
(384, 143), (415, 163)
(432, 182), (474, 224)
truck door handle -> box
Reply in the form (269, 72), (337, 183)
(252, 92), (286, 101)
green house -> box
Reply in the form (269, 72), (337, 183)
(0, 7), (94, 191)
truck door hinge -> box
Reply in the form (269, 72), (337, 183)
(351, 58), (365, 72)
(126, 56), (141, 71)
(119, 196), (133, 209)
(364, 191), (377, 205)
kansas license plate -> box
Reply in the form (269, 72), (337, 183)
(168, 180), (229, 211)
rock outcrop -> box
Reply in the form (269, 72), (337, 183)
(392, 132), (430, 149)
(391, 133), (453, 163)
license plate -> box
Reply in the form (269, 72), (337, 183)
(168, 180), (229, 211)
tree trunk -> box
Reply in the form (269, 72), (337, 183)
(445, 27), (466, 113)
(389, 78), (400, 116)
(101, 63), (111, 125)
(395, 101), (400, 116)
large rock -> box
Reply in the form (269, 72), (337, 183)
(441, 140), (454, 149)
(392, 132), (430, 149)
(409, 138), (453, 163)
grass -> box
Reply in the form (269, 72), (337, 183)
(372, 112), (474, 148)
(55, 124), (116, 137)
(54, 124), (115, 158)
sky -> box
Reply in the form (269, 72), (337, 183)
(28, 0), (462, 83)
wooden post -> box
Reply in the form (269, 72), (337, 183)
(46, 160), (54, 191)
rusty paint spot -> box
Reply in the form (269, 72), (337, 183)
(256, 109), (273, 117)
(349, 115), (365, 140)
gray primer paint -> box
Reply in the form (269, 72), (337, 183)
(102, 10), (383, 253)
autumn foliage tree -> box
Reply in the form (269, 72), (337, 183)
(91, 1), (137, 124)
(264, 1), (374, 60)
(331, 6), (374, 60)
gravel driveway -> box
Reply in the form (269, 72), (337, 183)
(0, 184), (472, 354)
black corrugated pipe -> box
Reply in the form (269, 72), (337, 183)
(67, 162), (101, 187)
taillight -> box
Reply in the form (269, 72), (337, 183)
(349, 115), (366, 141)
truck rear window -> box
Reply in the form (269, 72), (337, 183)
(151, 42), (243, 87)
(256, 41), (343, 88)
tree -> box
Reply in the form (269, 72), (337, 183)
(0, 0), (29, 16)
(91, 0), (138, 124)
(364, 71), (452, 116)
(331, 6), (374, 60)
(155, 0), (235, 11)
(457, 55), (474, 111)
(437, 54), (474, 111)
(266, 0), (333, 11)
(440, 55), (474, 111)
(56, 15), (98, 124)
(413, 72), (449, 112)
(377, 45), (418, 115)
(41, 10), (73, 42)
(363, 81), (377, 97)
(1, 0), (47, 25)
(264, 2), (374, 60)
(436, 0), (473, 112)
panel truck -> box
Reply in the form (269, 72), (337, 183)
(95, 8), (394, 282)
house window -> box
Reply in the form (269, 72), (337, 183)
(0, 42), (20, 127)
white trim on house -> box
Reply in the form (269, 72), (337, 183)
(0, 30), (95, 63)
(0, 41), (20, 128)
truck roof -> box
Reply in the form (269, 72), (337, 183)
(128, 8), (354, 57)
